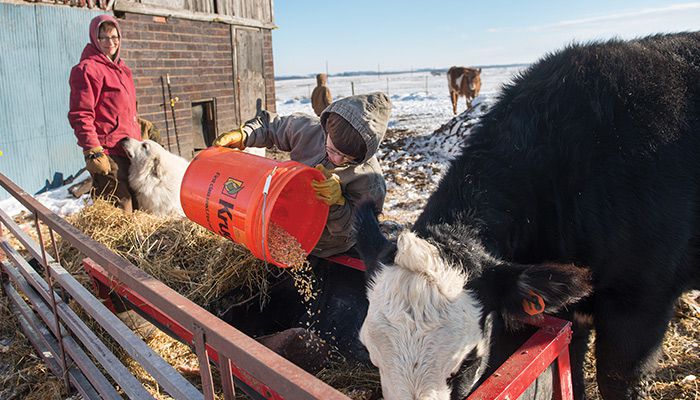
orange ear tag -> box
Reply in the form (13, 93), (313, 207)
(522, 290), (546, 316)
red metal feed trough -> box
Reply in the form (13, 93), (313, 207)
(84, 256), (574, 400)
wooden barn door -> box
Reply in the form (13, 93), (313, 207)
(233, 27), (266, 123)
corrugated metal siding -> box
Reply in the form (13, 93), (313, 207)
(37, 7), (106, 189)
(0, 3), (104, 200)
(0, 3), (47, 200)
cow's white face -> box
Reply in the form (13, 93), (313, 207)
(360, 232), (488, 400)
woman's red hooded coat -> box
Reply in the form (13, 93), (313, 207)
(68, 15), (139, 157)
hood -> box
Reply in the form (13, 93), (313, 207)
(316, 73), (328, 86)
(320, 92), (392, 163)
(85, 14), (123, 62)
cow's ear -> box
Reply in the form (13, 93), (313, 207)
(481, 262), (591, 322)
(354, 201), (396, 282)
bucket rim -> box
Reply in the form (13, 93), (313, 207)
(250, 161), (328, 268)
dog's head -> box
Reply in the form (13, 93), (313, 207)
(121, 138), (164, 179)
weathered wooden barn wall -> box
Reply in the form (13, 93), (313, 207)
(0, 3), (105, 200)
(234, 27), (265, 124)
(139, 0), (274, 24)
(232, 0), (272, 21)
(262, 29), (275, 115)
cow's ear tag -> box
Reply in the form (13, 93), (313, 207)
(522, 290), (545, 316)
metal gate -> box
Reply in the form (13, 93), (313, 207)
(0, 172), (349, 399)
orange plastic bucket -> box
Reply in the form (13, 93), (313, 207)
(180, 147), (329, 268)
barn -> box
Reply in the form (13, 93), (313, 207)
(0, 0), (276, 200)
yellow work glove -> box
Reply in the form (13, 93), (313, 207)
(213, 126), (247, 149)
(311, 164), (346, 206)
(83, 146), (111, 175)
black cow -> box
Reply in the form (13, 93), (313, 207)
(355, 32), (700, 400)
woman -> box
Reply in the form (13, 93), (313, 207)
(68, 15), (141, 212)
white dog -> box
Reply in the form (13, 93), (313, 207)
(121, 138), (188, 217)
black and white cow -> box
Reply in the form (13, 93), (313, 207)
(355, 32), (700, 400)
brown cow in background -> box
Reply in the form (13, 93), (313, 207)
(447, 66), (482, 114)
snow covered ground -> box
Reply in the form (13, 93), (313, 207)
(0, 66), (525, 223)
(0, 170), (91, 218)
(276, 67), (524, 136)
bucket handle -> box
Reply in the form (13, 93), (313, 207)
(260, 166), (278, 269)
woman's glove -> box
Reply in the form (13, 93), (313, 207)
(312, 164), (345, 206)
(213, 127), (247, 149)
(83, 146), (111, 175)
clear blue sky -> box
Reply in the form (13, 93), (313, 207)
(272, 1), (700, 76)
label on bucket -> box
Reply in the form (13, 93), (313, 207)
(200, 171), (247, 244)
(222, 177), (245, 199)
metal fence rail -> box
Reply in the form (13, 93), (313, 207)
(0, 207), (198, 399)
(0, 172), (350, 399)
(3, 279), (103, 400)
(467, 315), (574, 400)
(2, 256), (122, 400)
